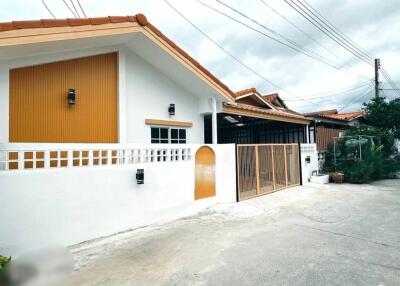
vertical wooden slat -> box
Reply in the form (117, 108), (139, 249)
(9, 53), (118, 143)
(284, 145), (288, 187)
(271, 145), (276, 190)
(255, 146), (260, 195)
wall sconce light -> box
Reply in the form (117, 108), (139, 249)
(136, 169), (144, 184)
(168, 103), (175, 116)
(305, 156), (311, 163)
(68, 88), (76, 105)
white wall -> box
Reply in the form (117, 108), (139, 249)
(0, 43), (210, 144)
(0, 144), (236, 257)
(300, 144), (319, 183)
(124, 49), (205, 143)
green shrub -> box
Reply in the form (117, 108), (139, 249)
(0, 255), (11, 271)
(323, 126), (400, 183)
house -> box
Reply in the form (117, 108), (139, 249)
(303, 109), (366, 152)
(0, 14), (316, 257)
(0, 14), (239, 257)
(0, 14), (236, 145)
(203, 87), (311, 144)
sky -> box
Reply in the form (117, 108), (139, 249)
(1, 0), (399, 112)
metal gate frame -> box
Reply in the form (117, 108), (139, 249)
(236, 144), (301, 201)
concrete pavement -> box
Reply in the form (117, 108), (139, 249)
(62, 180), (400, 286)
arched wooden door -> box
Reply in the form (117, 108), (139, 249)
(195, 146), (216, 200)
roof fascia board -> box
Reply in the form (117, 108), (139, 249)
(309, 115), (349, 126)
(0, 22), (141, 46)
(235, 92), (276, 110)
(223, 105), (310, 125)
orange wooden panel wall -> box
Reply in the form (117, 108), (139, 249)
(9, 52), (118, 143)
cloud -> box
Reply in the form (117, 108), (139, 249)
(1, 0), (398, 112)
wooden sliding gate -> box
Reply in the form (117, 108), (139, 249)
(237, 144), (300, 201)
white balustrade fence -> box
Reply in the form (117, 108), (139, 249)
(0, 143), (192, 171)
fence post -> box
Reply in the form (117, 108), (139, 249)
(255, 145), (260, 195)
(235, 144), (239, 202)
(298, 143), (303, 186)
(18, 151), (24, 170)
(271, 145), (276, 190)
(44, 150), (50, 169)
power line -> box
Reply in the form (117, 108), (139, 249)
(284, 0), (373, 66)
(41, 0), (56, 19)
(295, 0), (374, 64)
(301, 0), (374, 61)
(195, 0), (370, 81)
(258, 0), (344, 64)
(163, 0), (321, 107)
(62, 0), (78, 17)
(214, 0), (341, 69)
(194, 0), (340, 70)
(77, 0), (87, 18)
(337, 85), (374, 112)
(69, 0), (81, 18)
(286, 82), (372, 101)
(380, 68), (400, 97)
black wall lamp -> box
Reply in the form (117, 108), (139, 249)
(136, 169), (144, 184)
(68, 88), (76, 105)
(305, 156), (311, 163)
(168, 103), (175, 116)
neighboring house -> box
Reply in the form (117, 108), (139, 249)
(0, 14), (235, 145)
(204, 87), (311, 144)
(303, 109), (366, 152)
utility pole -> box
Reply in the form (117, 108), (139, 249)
(375, 58), (380, 97)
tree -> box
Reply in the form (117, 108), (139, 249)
(322, 95), (400, 183)
(363, 96), (400, 138)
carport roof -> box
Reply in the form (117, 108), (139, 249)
(223, 103), (311, 125)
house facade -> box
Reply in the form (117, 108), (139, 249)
(303, 109), (366, 152)
(0, 14), (316, 257)
(0, 14), (235, 146)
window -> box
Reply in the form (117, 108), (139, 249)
(151, 127), (187, 144)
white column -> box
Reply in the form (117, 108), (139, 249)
(306, 125), (310, 143)
(212, 97), (218, 144)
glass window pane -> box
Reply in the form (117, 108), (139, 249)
(151, 128), (159, 138)
(179, 129), (186, 139)
(179, 139), (186, 144)
(160, 128), (168, 139)
(161, 139), (169, 144)
(151, 139), (159, 144)
(171, 129), (178, 139)
(171, 139), (178, 144)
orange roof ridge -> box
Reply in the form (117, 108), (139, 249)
(0, 15), (142, 31)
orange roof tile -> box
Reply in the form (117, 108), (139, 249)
(0, 14), (235, 100)
(304, 109), (363, 122)
(326, 111), (364, 121)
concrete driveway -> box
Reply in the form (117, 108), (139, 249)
(63, 180), (400, 286)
